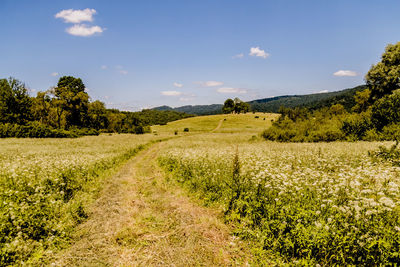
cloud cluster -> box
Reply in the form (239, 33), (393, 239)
(333, 70), (357, 77)
(233, 47), (270, 59)
(249, 47), (269, 59)
(55, 8), (96, 23)
(55, 8), (104, 37)
(66, 24), (103, 37)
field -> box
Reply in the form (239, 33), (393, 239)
(0, 134), (162, 265)
(2, 113), (400, 265)
(159, 135), (400, 265)
(152, 112), (279, 134)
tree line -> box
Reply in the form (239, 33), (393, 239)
(263, 42), (400, 142)
(0, 76), (192, 137)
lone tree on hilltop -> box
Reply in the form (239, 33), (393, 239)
(222, 97), (250, 114)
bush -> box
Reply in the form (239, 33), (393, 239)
(183, 128), (189, 132)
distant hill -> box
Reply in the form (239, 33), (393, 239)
(249, 85), (367, 112)
(153, 104), (223, 115)
(153, 85), (367, 115)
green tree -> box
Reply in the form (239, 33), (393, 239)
(222, 98), (235, 113)
(366, 42), (400, 100)
(222, 98), (235, 114)
(371, 89), (400, 130)
(352, 89), (371, 112)
(88, 100), (108, 130)
(32, 91), (51, 124)
(0, 78), (32, 124)
(54, 76), (90, 128)
(233, 98), (250, 114)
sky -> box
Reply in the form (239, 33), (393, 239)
(1, 0), (400, 110)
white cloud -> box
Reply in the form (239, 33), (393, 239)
(119, 70), (128, 75)
(101, 65), (107, 70)
(333, 70), (357, 77)
(173, 82), (183, 88)
(161, 91), (182, 96)
(317, 90), (329, 93)
(55, 8), (97, 23)
(249, 47), (269, 59)
(217, 87), (247, 94)
(66, 24), (103, 37)
(232, 53), (244, 59)
(51, 72), (59, 77)
(195, 81), (224, 87)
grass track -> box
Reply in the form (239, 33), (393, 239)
(52, 142), (250, 266)
(47, 113), (279, 265)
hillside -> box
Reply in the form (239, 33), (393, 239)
(152, 112), (279, 134)
(153, 85), (366, 115)
(249, 85), (367, 112)
(154, 104), (223, 115)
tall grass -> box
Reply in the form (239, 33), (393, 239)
(0, 134), (160, 265)
(159, 137), (400, 265)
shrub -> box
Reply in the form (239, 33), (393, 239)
(183, 128), (189, 132)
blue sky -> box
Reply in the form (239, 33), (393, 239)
(1, 1), (400, 110)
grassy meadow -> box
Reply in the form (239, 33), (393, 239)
(152, 112), (279, 135)
(156, 115), (400, 265)
(2, 112), (400, 265)
(0, 134), (162, 265)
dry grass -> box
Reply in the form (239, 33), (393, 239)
(151, 112), (278, 135)
(51, 143), (250, 266)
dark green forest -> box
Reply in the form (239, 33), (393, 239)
(0, 76), (192, 138)
(263, 42), (400, 142)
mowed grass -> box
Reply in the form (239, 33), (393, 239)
(152, 112), (279, 135)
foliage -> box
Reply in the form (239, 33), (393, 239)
(370, 142), (400, 166)
(0, 134), (161, 265)
(366, 42), (400, 100)
(249, 85), (367, 113)
(264, 42), (400, 144)
(0, 122), (96, 138)
(222, 99), (235, 114)
(159, 136), (400, 265)
(0, 76), (192, 138)
(262, 106), (347, 142)
(371, 90), (400, 131)
(0, 78), (32, 124)
(222, 98), (250, 114)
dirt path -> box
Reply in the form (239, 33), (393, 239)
(211, 119), (224, 132)
(52, 142), (248, 266)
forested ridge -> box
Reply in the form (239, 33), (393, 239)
(0, 76), (192, 138)
(154, 85), (367, 115)
(263, 42), (400, 142)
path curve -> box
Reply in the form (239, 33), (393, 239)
(211, 119), (224, 132)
